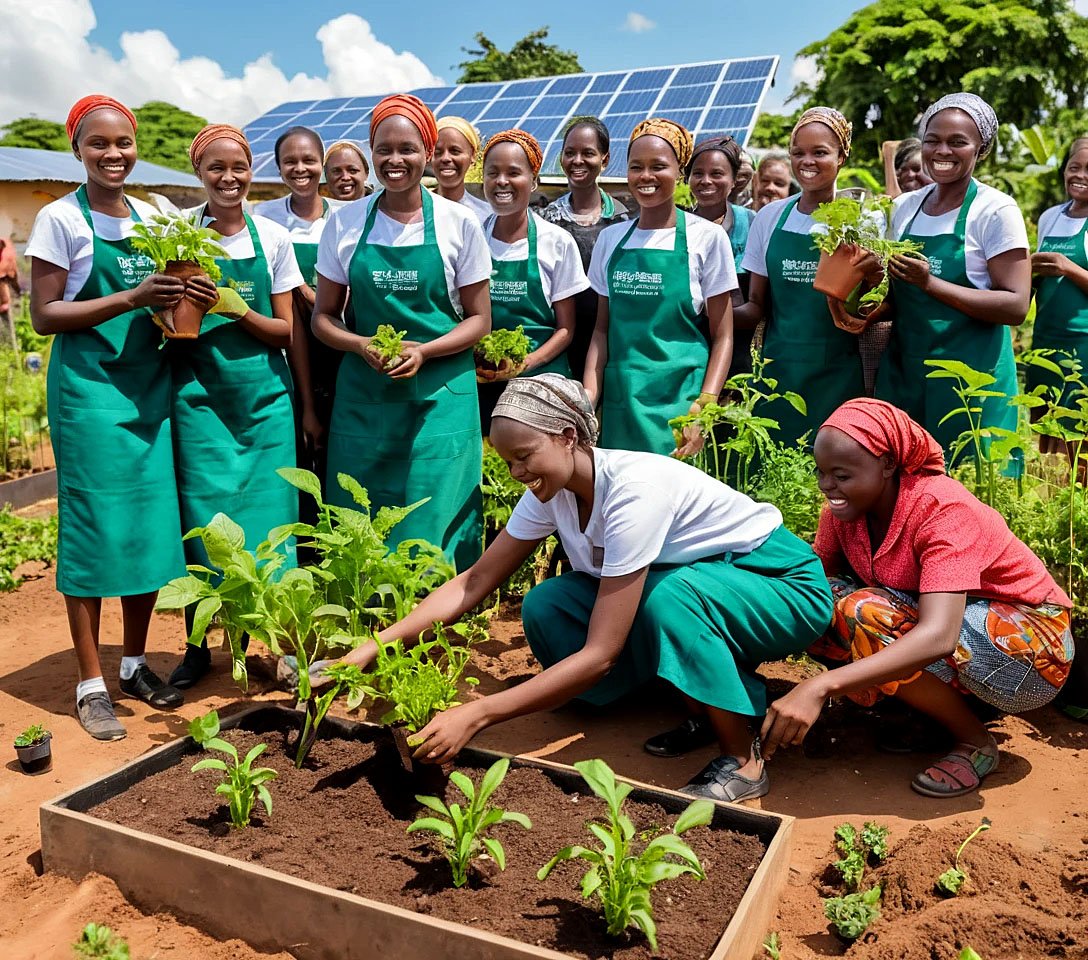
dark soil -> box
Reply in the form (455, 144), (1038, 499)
(88, 712), (767, 960)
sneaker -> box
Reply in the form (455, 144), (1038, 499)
(119, 664), (184, 708)
(680, 755), (769, 802)
(643, 716), (718, 758)
(168, 644), (212, 690)
(77, 692), (126, 741)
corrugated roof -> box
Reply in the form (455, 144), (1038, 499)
(0, 146), (201, 187)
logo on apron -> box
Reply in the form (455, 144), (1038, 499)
(372, 269), (420, 292)
(491, 279), (528, 303)
(927, 257), (944, 277)
(781, 258), (818, 283)
(115, 254), (154, 286)
(230, 279), (257, 301)
(612, 270), (664, 297)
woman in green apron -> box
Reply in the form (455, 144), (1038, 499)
(584, 118), (736, 456)
(168, 124), (301, 689)
(433, 117), (491, 223)
(737, 108), (867, 447)
(312, 94), (491, 571)
(878, 94), (1030, 463)
(476, 128), (587, 429)
(324, 141), (370, 201)
(27, 95), (187, 740)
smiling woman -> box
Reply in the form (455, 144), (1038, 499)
(433, 116), (490, 223)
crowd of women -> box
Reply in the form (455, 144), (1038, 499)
(27, 87), (1084, 804)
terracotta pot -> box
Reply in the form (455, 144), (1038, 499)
(14, 732), (52, 774)
(814, 246), (867, 301)
(158, 260), (211, 340)
(474, 355), (521, 383)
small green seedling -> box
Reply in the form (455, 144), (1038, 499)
(833, 823), (865, 891)
(72, 922), (130, 960)
(368, 323), (407, 368)
(959, 948), (983, 960)
(475, 326), (532, 367)
(763, 930), (782, 959)
(537, 758), (713, 952)
(937, 818), (991, 896)
(129, 212), (227, 281)
(407, 757), (531, 887)
(14, 722), (49, 747)
(823, 885), (882, 941)
(861, 821), (890, 863)
(189, 710), (278, 829)
(294, 661), (369, 767)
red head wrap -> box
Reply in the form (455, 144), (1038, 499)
(369, 94), (438, 155)
(189, 124), (252, 169)
(66, 95), (137, 144)
(821, 399), (945, 475)
(483, 129), (544, 175)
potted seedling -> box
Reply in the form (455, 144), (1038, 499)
(367, 323), (408, 370)
(14, 721), (51, 774)
(475, 326), (532, 382)
(129, 212), (228, 339)
(936, 817), (991, 896)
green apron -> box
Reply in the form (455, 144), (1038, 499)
(289, 197), (329, 288)
(50, 185), (184, 597)
(877, 180), (1019, 460)
(602, 212), (707, 453)
(760, 197), (865, 447)
(171, 212), (298, 567)
(728, 203), (751, 275)
(326, 187), (483, 570)
(1026, 203), (1088, 406)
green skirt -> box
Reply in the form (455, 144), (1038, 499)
(521, 525), (833, 715)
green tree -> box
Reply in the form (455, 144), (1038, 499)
(457, 27), (582, 84)
(131, 101), (207, 171)
(750, 110), (801, 149)
(0, 118), (69, 152)
(794, 0), (1088, 163)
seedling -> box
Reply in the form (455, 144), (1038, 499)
(937, 818), (991, 896)
(537, 758), (713, 952)
(14, 722), (49, 747)
(72, 922), (130, 960)
(368, 323), (407, 368)
(823, 885), (881, 941)
(407, 757), (531, 887)
(833, 823), (865, 891)
(861, 821), (890, 863)
(129, 212), (227, 281)
(762, 931), (782, 959)
(475, 326), (532, 368)
(189, 710), (277, 829)
(294, 661), (369, 767)
(959, 949), (983, 960)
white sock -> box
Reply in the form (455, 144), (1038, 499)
(119, 655), (147, 681)
(76, 676), (108, 703)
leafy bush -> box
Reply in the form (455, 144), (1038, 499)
(14, 722), (49, 746)
(475, 326), (531, 367)
(189, 710), (277, 829)
(0, 507), (57, 591)
(72, 923), (129, 960)
(129, 212), (227, 281)
(0, 344), (49, 477)
(823, 885), (881, 940)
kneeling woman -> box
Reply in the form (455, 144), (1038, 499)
(334, 376), (833, 801)
(762, 399), (1074, 797)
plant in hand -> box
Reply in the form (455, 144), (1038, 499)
(407, 757), (531, 887)
(368, 323), (407, 369)
(936, 818), (991, 896)
(72, 923), (130, 960)
(129, 212), (227, 280)
(536, 758), (713, 952)
(475, 326), (532, 376)
(823, 885), (881, 941)
(189, 710), (277, 829)
(14, 722), (49, 747)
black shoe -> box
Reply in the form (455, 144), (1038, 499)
(119, 664), (184, 708)
(643, 716), (717, 758)
(168, 645), (212, 690)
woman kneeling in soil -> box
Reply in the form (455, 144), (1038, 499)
(333, 374), (833, 801)
(762, 399), (1075, 797)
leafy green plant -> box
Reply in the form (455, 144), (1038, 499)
(1, 343), (49, 477)
(536, 758), (713, 952)
(407, 757), (531, 887)
(763, 931), (782, 959)
(294, 661), (370, 767)
(129, 212), (227, 281)
(72, 922), (129, 960)
(823, 885), (881, 941)
(189, 710), (277, 829)
(368, 323), (407, 368)
(748, 440), (823, 542)
(959, 948), (983, 960)
(861, 821), (890, 863)
(14, 722), (49, 747)
(475, 326), (532, 367)
(936, 818), (991, 896)
(0, 507), (57, 592)
(833, 823), (866, 891)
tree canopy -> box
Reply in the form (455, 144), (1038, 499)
(750, 111), (801, 149)
(457, 27), (582, 84)
(0, 118), (69, 153)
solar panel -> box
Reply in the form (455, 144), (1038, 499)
(243, 56), (779, 182)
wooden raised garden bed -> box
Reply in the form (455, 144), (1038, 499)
(40, 705), (792, 960)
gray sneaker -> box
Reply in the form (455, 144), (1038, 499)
(77, 692), (126, 741)
(680, 755), (768, 802)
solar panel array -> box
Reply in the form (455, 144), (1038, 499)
(243, 56), (779, 182)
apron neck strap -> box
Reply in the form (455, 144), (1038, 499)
(75, 183), (141, 228)
(773, 195), (802, 231)
(599, 188), (615, 219)
(905, 180), (978, 237)
(364, 186), (435, 243)
(242, 212), (264, 257)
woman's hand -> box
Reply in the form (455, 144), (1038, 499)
(843, 243), (884, 287)
(671, 417), (706, 459)
(410, 701), (487, 765)
(130, 273), (185, 310)
(1031, 251), (1074, 278)
(387, 341), (426, 380)
(759, 675), (829, 759)
(888, 251), (931, 289)
(476, 357), (526, 383)
(184, 275), (220, 310)
(360, 338), (394, 373)
(301, 401), (324, 453)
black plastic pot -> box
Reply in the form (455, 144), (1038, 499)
(15, 732), (52, 774)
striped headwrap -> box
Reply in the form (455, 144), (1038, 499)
(436, 116), (481, 156)
(630, 118), (694, 170)
(323, 140), (369, 174)
(66, 95), (137, 144)
(918, 93), (999, 159)
(483, 129), (544, 175)
(189, 124), (252, 168)
(792, 107), (853, 158)
(492, 374), (599, 446)
(369, 94), (439, 155)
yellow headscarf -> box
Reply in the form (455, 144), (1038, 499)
(630, 118), (694, 170)
(436, 116), (481, 156)
(791, 107), (852, 158)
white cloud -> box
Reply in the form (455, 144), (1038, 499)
(622, 12), (657, 33)
(0, 1), (444, 129)
(789, 55), (820, 90)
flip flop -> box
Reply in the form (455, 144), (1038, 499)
(910, 739), (999, 798)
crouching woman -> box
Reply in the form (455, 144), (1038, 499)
(762, 399), (1074, 797)
(333, 374), (833, 801)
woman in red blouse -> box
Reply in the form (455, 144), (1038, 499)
(762, 398), (1074, 797)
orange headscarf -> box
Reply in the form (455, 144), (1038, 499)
(821, 399), (945, 475)
(66, 95), (137, 144)
(189, 124), (252, 168)
(369, 94), (438, 155)
(483, 129), (543, 175)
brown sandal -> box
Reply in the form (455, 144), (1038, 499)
(911, 739), (999, 798)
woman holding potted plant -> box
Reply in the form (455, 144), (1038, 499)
(584, 117), (736, 456)
(432, 117), (491, 224)
(168, 123), (303, 689)
(27, 95), (190, 740)
(312, 94), (492, 572)
(323, 141), (370, 201)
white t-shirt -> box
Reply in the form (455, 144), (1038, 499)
(485, 213), (590, 304)
(890, 180), (1028, 291)
(588, 211), (738, 313)
(317, 192), (492, 315)
(251, 194), (347, 244)
(505, 447), (782, 578)
(1037, 202), (1088, 257)
(453, 189), (493, 225)
(26, 192), (161, 301)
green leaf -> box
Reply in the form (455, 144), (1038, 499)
(189, 595), (222, 644)
(257, 784), (273, 817)
(643, 832), (703, 870)
(188, 709), (220, 744)
(191, 757), (228, 773)
(415, 794), (452, 818)
(581, 864), (603, 899)
(449, 770), (476, 803)
(155, 576), (207, 610)
(477, 757), (510, 806)
(574, 758), (618, 804)
(630, 907), (659, 952)
(277, 467), (323, 500)
(673, 799), (714, 834)
(500, 810), (532, 830)
(407, 817), (455, 840)
(482, 836), (506, 871)
(538, 845), (599, 880)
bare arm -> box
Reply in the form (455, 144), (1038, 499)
(699, 291), (733, 396)
(881, 140), (903, 199)
(418, 278), (491, 361)
(524, 295), (576, 372)
(731, 271), (767, 330)
(1032, 250), (1088, 296)
(234, 290), (292, 348)
(311, 274), (369, 355)
(582, 294), (609, 404)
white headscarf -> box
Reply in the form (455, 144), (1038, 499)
(918, 93), (999, 159)
(492, 374), (599, 446)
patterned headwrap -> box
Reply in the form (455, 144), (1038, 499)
(436, 116), (481, 155)
(792, 107), (852, 158)
(821, 399), (945, 475)
(492, 374), (599, 446)
(630, 118), (694, 170)
(483, 129), (544, 175)
(918, 93), (999, 159)
(66, 95), (137, 144)
(323, 140), (369, 174)
(369, 94), (439, 155)
(189, 124), (252, 168)
(688, 135), (742, 176)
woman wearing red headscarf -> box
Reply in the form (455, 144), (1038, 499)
(313, 95), (491, 570)
(761, 399), (1074, 798)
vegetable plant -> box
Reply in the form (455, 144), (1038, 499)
(536, 758), (713, 952)
(407, 757), (531, 887)
(189, 710), (277, 829)
(861, 821), (890, 863)
(14, 722), (49, 747)
(833, 823), (866, 891)
(959, 948), (983, 960)
(294, 661), (369, 766)
(823, 885), (882, 941)
(763, 931), (782, 959)
(475, 326), (532, 368)
(368, 323), (407, 368)
(936, 817), (991, 896)
(72, 923), (130, 960)
(129, 212), (227, 281)
(0, 506), (57, 592)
